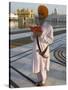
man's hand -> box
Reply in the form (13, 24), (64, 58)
(33, 31), (42, 37)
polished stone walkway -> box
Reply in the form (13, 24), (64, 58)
(9, 33), (66, 88)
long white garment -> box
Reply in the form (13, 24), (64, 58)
(31, 22), (53, 73)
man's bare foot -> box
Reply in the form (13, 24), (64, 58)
(41, 82), (47, 86)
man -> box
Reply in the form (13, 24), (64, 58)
(31, 5), (53, 86)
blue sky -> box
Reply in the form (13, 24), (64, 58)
(10, 2), (66, 15)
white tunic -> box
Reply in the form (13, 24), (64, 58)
(31, 22), (53, 73)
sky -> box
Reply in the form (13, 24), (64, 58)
(10, 2), (66, 15)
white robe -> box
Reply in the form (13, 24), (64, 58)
(31, 22), (53, 73)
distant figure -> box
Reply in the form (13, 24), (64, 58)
(30, 5), (54, 86)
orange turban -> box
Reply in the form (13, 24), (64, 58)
(38, 5), (48, 18)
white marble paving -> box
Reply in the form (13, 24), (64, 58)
(10, 33), (66, 87)
(10, 28), (66, 40)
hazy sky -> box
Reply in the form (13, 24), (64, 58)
(10, 2), (66, 15)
